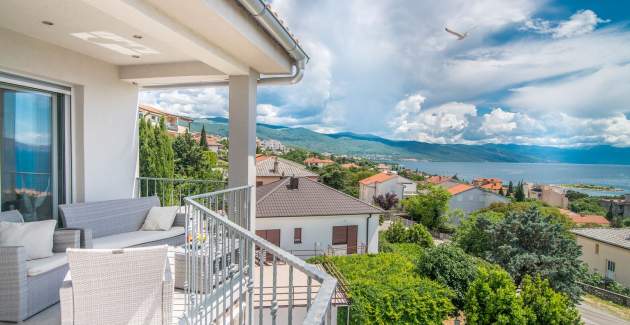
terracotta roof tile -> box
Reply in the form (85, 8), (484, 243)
(359, 172), (396, 185)
(447, 184), (474, 195)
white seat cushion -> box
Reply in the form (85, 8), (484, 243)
(0, 220), (57, 260)
(92, 227), (185, 249)
(27, 253), (67, 277)
(141, 206), (179, 231)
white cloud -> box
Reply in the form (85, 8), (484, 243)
(256, 104), (300, 125)
(524, 10), (610, 38)
(140, 88), (227, 118)
(391, 93), (477, 143)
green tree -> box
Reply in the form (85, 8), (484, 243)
(138, 117), (174, 179)
(173, 132), (221, 180)
(565, 190), (588, 201)
(507, 181), (514, 196)
(569, 197), (606, 215)
(606, 202), (614, 220)
(199, 125), (208, 150)
(484, 207), (584, 301)
(402, 184), (451, 229)
(280, 147), (309, 164)
(454, 212), (504, 257)
(521, 275), (582, 325)
(417, 244), (479, 311)
(464, 267), (526, 325)
(383, 221), (434, 248)
(514, 181), (526, 202)
(319, 164), (346, 190)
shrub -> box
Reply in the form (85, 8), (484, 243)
(402, 184), (450, 229)
(454, 211), (503, 257)
(521, 275), (582, 325)
(464, 266), (526, 325)
(381, 242), (424, 263)
(331, 253), (454, 324)
(417, 245), (479, 311)
(383, 221), (433, 248)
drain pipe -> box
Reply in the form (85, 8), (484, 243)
(237, 0), (309, 85)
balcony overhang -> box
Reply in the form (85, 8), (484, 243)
(0, 0), (297, 87)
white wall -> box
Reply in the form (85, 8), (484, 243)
(256, 214), (379, 256)
(0, 28), (139, 202)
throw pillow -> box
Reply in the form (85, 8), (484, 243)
(0, 219), (57, 260)
(141, 206), (179, 231)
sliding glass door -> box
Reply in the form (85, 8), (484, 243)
(0, 84), (65, 221)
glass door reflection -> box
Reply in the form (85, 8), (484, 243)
(1, 87), (54, 221)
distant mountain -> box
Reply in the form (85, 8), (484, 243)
(190, 117), (630, 164)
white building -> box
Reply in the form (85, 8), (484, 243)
(257, 177), (382, 258)
(359, 172), (417, 204)
(259, 139), (286, 153)
(444, 184), (510, 223)
(0, 1), (338, 324)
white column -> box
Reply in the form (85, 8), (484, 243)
(228, 69), (258, 231)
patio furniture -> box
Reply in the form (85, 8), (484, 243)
(59, 196), (186, 249)
(173, 241), (241, 291)
(0, 210), (81, 322)
(60, 245), (172, 325)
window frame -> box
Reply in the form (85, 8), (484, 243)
(294, 227), (302, 244)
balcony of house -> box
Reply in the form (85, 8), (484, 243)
(0, 0), (331, 324)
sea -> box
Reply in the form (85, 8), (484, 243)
(396, 161), (630, 196)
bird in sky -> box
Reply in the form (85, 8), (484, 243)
(445, 27), (469, 40)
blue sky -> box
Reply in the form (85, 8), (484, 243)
(141, 0), (630, 147)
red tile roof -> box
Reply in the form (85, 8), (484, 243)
(359, 172), (397, 185)
(304, 157), (334, 164)
(560, 209), (610, 226)
(447, 184), (474, 195)
(481, 183), (503, 191)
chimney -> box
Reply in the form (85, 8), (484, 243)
(272, 157), (279, 173)
(288, 177), (299, 190)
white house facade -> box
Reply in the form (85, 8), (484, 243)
(359, 172), (417, 204)
(257, 177), (382, 258)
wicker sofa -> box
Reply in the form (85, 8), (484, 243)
(59, 196), (186, 249)
(0, 211), (81, 322)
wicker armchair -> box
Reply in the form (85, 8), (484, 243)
(0, 210), (80, 322)
(60, 245), (172, 325)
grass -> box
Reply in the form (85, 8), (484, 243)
(582, 294), (630, 321)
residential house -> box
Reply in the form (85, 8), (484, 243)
(259, 138), (286, 153)
(256, 156), (318, 186)
(340, 163), (360, 169)
(572, 228), (630, 287)
(0, 0), (337, 323)
(472, 177), (504, 194)
(139, 104), (193, 136)
(600, 194), (630, 218)
(192, 133), (224, 153)
(540, 185), (569, 209)
(376, 163), (391, 172)
(256, 177), (382, 258)
(304, 157), (334, 168)
(444, 184), (510, 223)
(359, 172), (417, 204)
(560, 209), (610, 227)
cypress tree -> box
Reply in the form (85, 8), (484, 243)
(507, 181), (514, 196)
(199, 125), (208, 150)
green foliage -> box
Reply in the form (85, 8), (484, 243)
(473, 201), (572, 228)
(199, 125), (208, 149)
(580, 271), (630, 296)
(327, 253), (454, 324)
(464, 266), (526, 325)
(319, 164), (346, 190)
(569, 197), (607, 216)
(379, 242), (425, 263)
(317, 163), (377, 198)
(172, 132), (222, 180)
(280, 147), (309, 164)
(521, 275), (582, 325)
(417, 244), (479, 311)
(383, 221), (434, 248)
(139, 118), (175, 179)
(507, 181), (514, 196)
(402, 185), (451, 229)
(454, 211), (504, 257)
(483, 207), (584, 301)
(566, 190), (589, 201)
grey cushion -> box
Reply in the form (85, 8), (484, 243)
(59, 196), (160, 238)
(0, 210), (24, 223)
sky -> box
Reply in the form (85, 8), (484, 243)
(141, 0), (630, 148)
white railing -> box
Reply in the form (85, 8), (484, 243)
(182, 186), (337, 325)
(135, 177), (226, 206)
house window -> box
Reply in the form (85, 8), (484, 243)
(595, 243), (599, 254)
(294, 228), (302, 244)
(606, 260), (616, 280)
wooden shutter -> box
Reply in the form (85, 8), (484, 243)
(347, 225), (358, 254)
(294, 228), (302, 244)
(332, 226), (347, 245)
